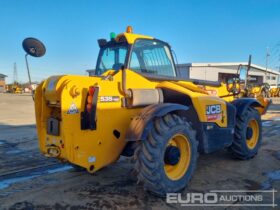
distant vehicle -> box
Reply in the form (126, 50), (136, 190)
(5, 84), (23, 94)
(270, 85), (280, 97)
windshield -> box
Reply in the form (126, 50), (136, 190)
(96, 43), (128, 75)
(129, 39), (176, 77)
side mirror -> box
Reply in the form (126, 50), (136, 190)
(239, 67), (248, 82)
(22, 37), (46, 57)
(22, 37), (46, 98)
(98, 39), (107, 48)
(227, 78), (241, 95)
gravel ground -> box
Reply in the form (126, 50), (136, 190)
(0, 93), (279, 210)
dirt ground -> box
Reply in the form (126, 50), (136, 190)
(0, 94), (279, 210)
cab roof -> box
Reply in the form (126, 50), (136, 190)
(116, 32), (153, 44)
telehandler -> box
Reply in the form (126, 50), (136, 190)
(6, 83), (23, 94)
(270, 86), (280, 97)
(233, 57), (271, 99)
(245, 83), (270, 98)
(22, 26), (270, 196)
(226, 59), (272, 113)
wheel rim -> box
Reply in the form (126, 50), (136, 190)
(164, 134), (191, 180)
(246, 119), (259, 149)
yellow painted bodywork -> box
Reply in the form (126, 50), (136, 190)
(204, 84), (235, 102)
(249, 86), (262, 97)
(254, 95), (271, 115)
(14, 87), (23, 94)
(35, 69), (229, 172)
(116, 32), (153, 44)
(270, 87), (280, 97)
(157, 81), (228, 127)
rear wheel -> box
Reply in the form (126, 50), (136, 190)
(267, 92), (271, 98)
(134, 114), (198, 196)
(261, 90), (266, 98)
(263, 90), (270, 98)
(230, 107), (262, 159)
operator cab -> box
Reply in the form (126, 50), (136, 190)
(95, 26), (225, 90)
(95, 27), (176, 78)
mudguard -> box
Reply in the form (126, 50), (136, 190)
(125, 103), (189, 141)
(231, 98), (262, 116)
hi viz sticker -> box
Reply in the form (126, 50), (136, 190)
(206, 89), (218, 96)
(206, 104), (221, 121)
(67, 102), (79, 114)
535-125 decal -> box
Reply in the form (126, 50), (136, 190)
(99, 96), (120, 102)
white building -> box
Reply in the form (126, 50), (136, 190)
(86, 63), (280, 86)
(177, 63), (280, 86)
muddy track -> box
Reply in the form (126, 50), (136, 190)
(0, 163), (62, 178)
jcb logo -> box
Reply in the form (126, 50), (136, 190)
(206, 104), (221, 115)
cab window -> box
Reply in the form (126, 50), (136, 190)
(129, 52), (141, 72)
(129, 39), (176, 77)
(96, 44), (128, 75)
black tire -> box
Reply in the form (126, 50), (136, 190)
(134, 114), (198, 196)
(229, 107), (262, 159)
(261, 90), (266, 98)
(263, 90), (270, 98)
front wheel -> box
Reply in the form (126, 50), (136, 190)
(229, 107), (262, 159)
(134, 114), (198, 196)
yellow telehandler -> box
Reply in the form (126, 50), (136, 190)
(22, 27), (270, 196)
(234, 57), (271, 99)
(270, 86), (280, 97)
(245, 83), (271, 98)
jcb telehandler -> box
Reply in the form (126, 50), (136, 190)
(227, 58), (272, 113)
(270, 86), (280, 97)
(234, 57), (271, 99)
(245, 83), (271, 98)
(22, 26), (270, 196)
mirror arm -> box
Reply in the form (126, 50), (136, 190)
(25, 54), (32, 86)
(25, 54), (34, 99)
(245, 55), (252, 87)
